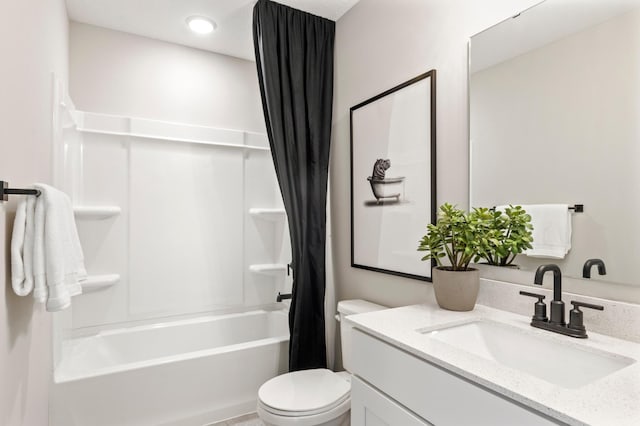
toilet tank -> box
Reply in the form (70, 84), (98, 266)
(337, 299), (387, 372)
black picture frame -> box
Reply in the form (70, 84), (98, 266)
(350, 70), (437, 281)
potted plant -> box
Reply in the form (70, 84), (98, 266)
(475, 205), (533, 267)
(417, 203), (488, 311)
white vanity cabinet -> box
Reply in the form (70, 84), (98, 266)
(350, 329), (560, 426)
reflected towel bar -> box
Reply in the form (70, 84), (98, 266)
(491, 204), (584, 213)
(1, 180), (41, 202)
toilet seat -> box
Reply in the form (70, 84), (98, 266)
(259, 369), (350, 416)
(261, 392), (349, 417)
(258, 369), (351, 425)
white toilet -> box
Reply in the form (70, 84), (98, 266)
(257, 299), (386, 426)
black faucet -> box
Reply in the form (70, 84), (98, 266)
(521, 264), (604, 338)
(534, 264), (565, 326)
(582, 259), (606, 279)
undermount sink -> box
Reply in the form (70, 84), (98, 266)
(420, 320), (635, 389)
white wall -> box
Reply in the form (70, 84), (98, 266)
(331, 0), (540, 308)
(0, 0), (69, 424)
(69, 22), (265, 133)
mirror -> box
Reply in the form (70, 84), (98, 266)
(469, 0), (640, 287)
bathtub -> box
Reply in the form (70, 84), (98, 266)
(50, 309), (289, 426)
(366, 176), (405, 202)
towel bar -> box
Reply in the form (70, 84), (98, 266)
(491, 204), (584, 213)
(1, 181), (41, 202)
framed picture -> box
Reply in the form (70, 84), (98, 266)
(350, 70), (436, 281)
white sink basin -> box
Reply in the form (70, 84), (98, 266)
(421, 320), (635, 389)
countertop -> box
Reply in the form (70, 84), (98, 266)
(347, 302), (640, 426)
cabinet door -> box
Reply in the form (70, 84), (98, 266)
(351, 377), (432, 426)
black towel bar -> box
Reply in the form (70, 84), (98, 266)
(491, 204), (584, 213)
(1, 181), (41, 202)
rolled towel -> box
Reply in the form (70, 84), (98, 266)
(11, 198), (29, 295)
(11, 195), (37, 296)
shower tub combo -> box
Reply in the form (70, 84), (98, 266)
(51, 110), (290, 425)
(51, 309), (289, 426)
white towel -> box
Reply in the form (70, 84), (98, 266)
(12, 196), (37, 296)
(11, 198), (31, 296)
(501, 204), (571, 259)
(11, 184), (85, 311)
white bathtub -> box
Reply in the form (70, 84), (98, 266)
(50, 309), (289, 426)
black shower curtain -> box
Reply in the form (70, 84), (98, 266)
(253, 0), (335, 371)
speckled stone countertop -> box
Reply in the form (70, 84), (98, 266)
(348, 302), (640, 426)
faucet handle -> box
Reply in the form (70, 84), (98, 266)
(571, 300), (604, 311)
(520, 291), (545, 300)
(568, 300), (604, 337)
(519, 291), (548, 322)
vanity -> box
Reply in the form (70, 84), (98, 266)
(345, 0), (640, 423)
(347, 302), (640, 426)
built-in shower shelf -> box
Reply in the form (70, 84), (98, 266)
(249, 264), (287, 276)
(249, 208), (286, 221)
(76, 111), (271, 151)
(81, 274), (120, 293)
(74, 205), (121, 219)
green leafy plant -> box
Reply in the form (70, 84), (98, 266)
(417, 203), (489, 271)
(475, 205), (534, 266)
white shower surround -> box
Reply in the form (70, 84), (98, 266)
(57, 108), (290, 329)
(51, 100), (292, 425)
(51, 309), (289, 425)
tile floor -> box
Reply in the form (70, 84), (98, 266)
(209, 412), (265, 426)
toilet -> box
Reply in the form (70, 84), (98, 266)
(257, 299), (387, 426)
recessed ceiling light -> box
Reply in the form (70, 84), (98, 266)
(186, 16), (216, 34)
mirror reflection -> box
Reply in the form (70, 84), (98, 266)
(469, 0), (640, 286)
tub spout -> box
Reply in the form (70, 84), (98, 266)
(276, 292), (292, 302)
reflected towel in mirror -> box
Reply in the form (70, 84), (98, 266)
(497, 204), (571, 259)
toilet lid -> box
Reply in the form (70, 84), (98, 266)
(258, 369), (350, 415)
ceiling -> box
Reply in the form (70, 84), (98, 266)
(65, 0), (360, 61)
